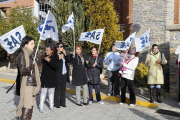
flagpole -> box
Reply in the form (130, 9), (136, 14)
(96, 27), (105, 61)
(148, 42), (151, 61)
(31, 10), (50, 74)
(148, 28), (151, 61)
(73, 29), (75, 52)
(96, 43), (102, 61)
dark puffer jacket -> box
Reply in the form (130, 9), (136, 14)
(86, 54), (103, 84)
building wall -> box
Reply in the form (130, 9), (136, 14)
(133, 0), (180, 100)
(133, 0), (171, 90)
(0, 0), (39, 18)
(0, 0), (34, 8)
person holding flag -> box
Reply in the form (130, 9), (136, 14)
(119, 47), (139, 106)
(86, 46), (104, 104)
(104, 44), (121, 97)
(145, 44), (167, 103)
(13, 36), (41, 119)
(70, 45), (88, 106)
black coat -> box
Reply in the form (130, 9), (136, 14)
(40, 55), (59, 88)
(56, 53), (70, 84)
(86, 55), (103, 84)
(70, 54), (87, 86)
(15, 65), (21, 96)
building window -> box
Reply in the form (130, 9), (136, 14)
(37, 0), (54, 22)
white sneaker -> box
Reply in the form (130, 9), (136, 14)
(89, 101), (92, 104)
(98, 101), (104, 104)
(107, 94), (111, 96)
(116, 95), (120, 98)
(178, 102), (180, 105)
(130, 104), (135, 107)
(119, 102), (125, 105)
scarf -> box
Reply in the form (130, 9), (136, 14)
(10, 46), (41, 117)
(93, 55), (97, 58)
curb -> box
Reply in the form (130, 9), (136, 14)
(0, 78), (158, 108)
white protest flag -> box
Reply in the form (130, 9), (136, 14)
(115, 41), (127, 50)
(62, 12), (74, 33)
(135, 29), (150, 52)
(125, 32), (136, 49)
(38, 11), (59, 41)
(79, 29), (104, 45)
(0, 25), (26, 54)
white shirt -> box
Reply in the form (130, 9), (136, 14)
(104, 52), (121, 71)
(121, 55), (139, 80)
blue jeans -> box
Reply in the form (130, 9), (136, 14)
(150, 85), (161, 89)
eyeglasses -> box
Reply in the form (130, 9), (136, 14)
(59, 46), (63, 48)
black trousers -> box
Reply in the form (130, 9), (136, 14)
(107, 70), (120, 95)
(54, 74), (67, 107)
(88, 83), (101, 102)
(179, 76), (180, 102)
(121, 77), (136, 104)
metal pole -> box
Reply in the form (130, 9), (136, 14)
(31, 10), (50, 74)
(44, 0), (45, 15)
(46, 0), (48, 12)
(73, 12), (75, 51)
(96, 27), (105, 61)
(40, 0), (42, 22)
(96, 43), (102, 61)
(148, 28), (151, 61)
(73, 29), (75, 52)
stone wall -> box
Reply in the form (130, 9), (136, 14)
(133, 0), (175, 90)
(133, 0), (180, 100)
(169, 40), (179, 100)
(166, 29), (180, 100)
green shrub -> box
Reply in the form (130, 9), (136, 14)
(134, 62), (148, 87)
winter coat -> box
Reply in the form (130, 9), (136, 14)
(86, 55), (103, 84)
(145, 51), (167, 85)
(16, 51), (37, 86)
(70, 54), (87, 86)
(121, 55), (139, 80)
(40, 55), (59, 88)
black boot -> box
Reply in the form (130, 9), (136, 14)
(20, 107), (32, 120)
(149, 88), (154, 103)
(156, 88), (162, 103)
(29, 107), (33, 120)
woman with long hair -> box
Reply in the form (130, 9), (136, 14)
(39, 45), (59, 112)
(12, 36), (41, 120)
(70, 45), (88, 106)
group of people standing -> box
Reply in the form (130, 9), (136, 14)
(104, 45), (139, 106)
(14, 36), (105, 119)
(13, 35), (170, 120)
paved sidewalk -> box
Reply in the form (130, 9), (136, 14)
(0, 82), (180, 120)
